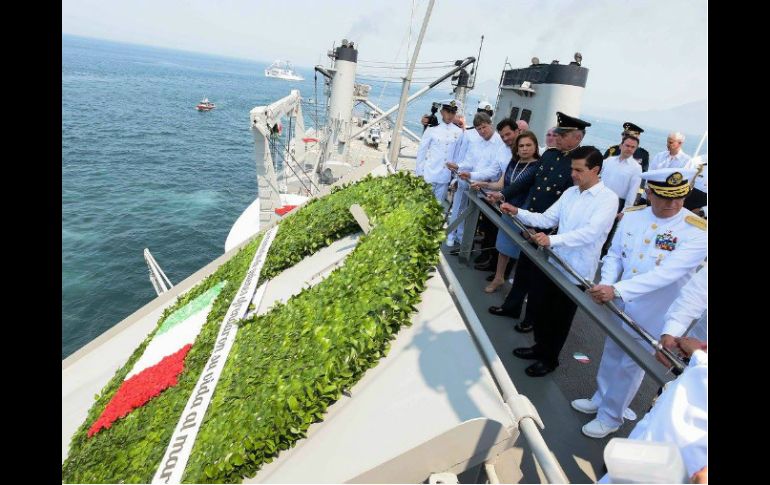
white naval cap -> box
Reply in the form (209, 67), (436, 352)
(641, 167), (697, 199)
(477, 100), (493, 113)
(440, 99), (461, 112)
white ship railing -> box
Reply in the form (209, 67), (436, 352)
(144, 248), (173, 296)
(438, 253), (569, 483)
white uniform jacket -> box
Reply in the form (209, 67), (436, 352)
(600, 206), (707, 337)
(415, 121), (463, 183)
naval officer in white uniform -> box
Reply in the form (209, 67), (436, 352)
(572, 167), (708, 438)
(415, 100), (463, 202)
(600, 340), (708, 483)
(656, 262), (708, 368)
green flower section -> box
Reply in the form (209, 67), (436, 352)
(62, 236), (263, 484)
(156, 281), (228, 335)
(62, 173), (445, 483)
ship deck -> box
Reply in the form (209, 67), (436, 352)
(438, 245), (661, 483)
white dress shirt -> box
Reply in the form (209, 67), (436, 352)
(453, 128), (507, 163)
(515, 182), (618, 284)
(415, 121), (463, 183)
(649, 149), (691, 171)
(457, 131), (509, 182)
(601, 155), (642, 208)
(662, 264), (707, 340)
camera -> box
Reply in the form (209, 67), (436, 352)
(422, 102), (440, 132)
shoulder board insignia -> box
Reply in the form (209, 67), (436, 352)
(623, 205), (647, 213)
(685, 215), (707, 230)
(608, 146), (616, 156)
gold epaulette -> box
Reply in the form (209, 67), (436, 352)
(685, 215), (707, 230)
(623, 205), (647, 213)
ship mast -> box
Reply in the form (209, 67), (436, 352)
(388, 0), (436, 169)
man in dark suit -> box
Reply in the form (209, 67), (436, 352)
(488, 111), (591, 333)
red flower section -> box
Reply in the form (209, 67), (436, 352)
(274, 205), (297, 216)
(88, 344), (193, 437)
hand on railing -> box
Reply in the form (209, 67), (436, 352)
(484, 190), (503, 203)
(587, 284), (616, 304)
(530, 232), (551, 248)
(499, 202), (518, 215)
(655, 334), (680, 367)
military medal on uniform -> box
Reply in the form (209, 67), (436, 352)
(655, 230), (677, 251)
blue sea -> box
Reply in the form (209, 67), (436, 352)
(62, 34), (704, 359)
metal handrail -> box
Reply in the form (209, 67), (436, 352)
(459, 189), (676, 386)
(439, 253), (569, 484)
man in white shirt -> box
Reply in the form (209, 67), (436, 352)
(445, 112), (509, 248)
(649, 132), (691, 171)
(600, 135), (644, 256)
(572, 167), (708, 439)
(540, 126), (557, 153)
(451, 101), (499, 166)
(602, 135), (643, 211)
(500, 146), (618, 376)
(415, 100), (463, 203)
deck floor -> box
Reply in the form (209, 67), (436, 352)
(441, 244), (661, 483)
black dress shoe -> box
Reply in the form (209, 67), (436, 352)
(512, 347), (541, 360)
(513, 320), (534, 333)
(488, 305), (515, 317)
(525, 360), (558, 377)
(474, 260), (496, 271)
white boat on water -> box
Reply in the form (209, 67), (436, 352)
(264, 60), (304, 81)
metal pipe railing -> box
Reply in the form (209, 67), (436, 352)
(439, 253), (569, 484)
(459, 189), (677, 385)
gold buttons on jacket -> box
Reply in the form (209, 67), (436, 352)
(644, 239), (650, 244)
(651, 224), (658, 229)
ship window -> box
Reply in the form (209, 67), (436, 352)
(521, 109), (532, 123)
(510, 107), (520, 120)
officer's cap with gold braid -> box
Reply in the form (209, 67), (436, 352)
(553, 111), (591, 134)
(641, 168), (697, 199)
(622, 121), (644, 137)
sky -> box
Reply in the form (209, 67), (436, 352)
(62, 0), (707, 114)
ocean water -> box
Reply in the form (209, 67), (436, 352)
(61, 34), (705, 358)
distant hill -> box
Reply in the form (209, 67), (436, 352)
(585, 100), (707, 136)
